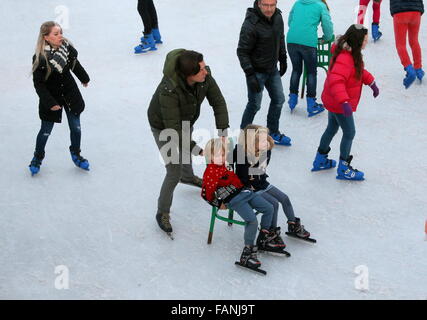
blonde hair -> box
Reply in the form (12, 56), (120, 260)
(32, 21), (71, 80)
(204, 138), (228, 164)
(238, 124), (274, 160)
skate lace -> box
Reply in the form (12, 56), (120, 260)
(160, 215), (172, 229)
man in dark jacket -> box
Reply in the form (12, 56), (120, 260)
(147, 49), (229, 235)
(237, 0), (290, 146)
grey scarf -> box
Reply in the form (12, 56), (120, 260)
(44, 40), (70, 73)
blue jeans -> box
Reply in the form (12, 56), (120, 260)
(35, 108), (81, 154)
(259, 185), (296, 228)
(287, 43), (318, 98)
(318, 111), (356, 160)
(227, 190), (274, 246)
(240, 68), (285, 134)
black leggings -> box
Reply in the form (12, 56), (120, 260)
(137, 0), (159, 35)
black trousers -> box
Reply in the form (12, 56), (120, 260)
(137, 0), (159, 35)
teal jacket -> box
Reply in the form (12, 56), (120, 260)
(287, 0), (334, 48)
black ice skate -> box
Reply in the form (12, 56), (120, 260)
(235, 245), (266, 275)
(156, 212), (174, 239)
(286, 217), (316, 243)
(257, 229), (291, 257)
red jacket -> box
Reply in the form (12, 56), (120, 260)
(321, 44), (374, 113)
(201, 164), (243, 206)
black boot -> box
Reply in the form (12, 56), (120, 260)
(287, 217), (310, 238)
(240, 245), (261, 268)
(256, 229), (284, 252)
(69, 146), (90, 170)
(156, 212), (173, 233)
(269, 227), (286, 248)
(29, 151), (45, 175)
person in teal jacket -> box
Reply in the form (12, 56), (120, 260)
(286, 0), (334, 117)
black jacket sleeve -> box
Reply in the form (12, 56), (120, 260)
(32, 55), (58, 110)
(237, 19), (257, 75)
(69, 46), (90, 84)
(278, 31), (287, 64)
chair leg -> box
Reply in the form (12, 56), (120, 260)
(208, 207), (217, 244)
(227, 209), (234, 227)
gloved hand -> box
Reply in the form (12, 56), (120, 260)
(342, 102), (353, 117)
(369, 81), (379, 98)
(246, 73), (261, 93)
(279, 59), (287, 77)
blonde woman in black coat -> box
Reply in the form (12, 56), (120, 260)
(29, 21), (90, 175)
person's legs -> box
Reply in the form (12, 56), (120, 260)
(147, 0), (159, 29)
(260, 191), (279, 228)
(318, 111), (340, 153)
(227, 192), (260, 246)
(264, 186), (296, 223)
(287, 43), (303, 95)
(358, 0), (371, 24)
(248, 194), (274, 231)
(35, 120), (55, 155)
(372, 0), (382, 25)
(64, 108), (81, 152)
(137, 0), (153, 35)
(393, 12), (412, 68)
(408, 12), (422, 69)
(264, 69), (285, 134)
(334, 113), (356, 161)
(240, 73), (267, 130)
(151, 127), (184, 215)
(301, 45), (318, 99)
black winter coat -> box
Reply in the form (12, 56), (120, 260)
(233, 145), (271, 191)
(32, 45), (90, 123)
(237, 0), (287, 74)
(390, 0), (424, 16)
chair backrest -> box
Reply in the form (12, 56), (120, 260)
(317, 36), (335, 71)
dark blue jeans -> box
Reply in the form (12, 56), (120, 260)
(287, 43), (318, 98)
(318, 111), (356, 160)
(240, 68), (285, 134)
(35, 108), (81, 154)
(227, 190), (274, 246)
(259, 185), (296, 228)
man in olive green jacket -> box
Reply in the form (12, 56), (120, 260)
(147, 49), (229, 236)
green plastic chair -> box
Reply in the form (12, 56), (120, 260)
(300, 36), (335, 98)
(206, 137), (246, 244)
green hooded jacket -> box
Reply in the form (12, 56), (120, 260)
(147, 49), (229, 152)
(287, 0), (334, 48)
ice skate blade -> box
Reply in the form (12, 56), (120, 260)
(311, 166), (335, 172)
(258, 248), (291, 257)
(235, 262), (266, 275)
(308, 108), (325, 117)
(166, 232), (174, 240)
(336, 175), (364, 181)
(285, 232), (317, 243)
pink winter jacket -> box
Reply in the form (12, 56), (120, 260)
(321, 44), (374, 114)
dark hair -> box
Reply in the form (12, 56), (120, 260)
(176, 50), (204, 78)
(331, 24), (368, 79)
